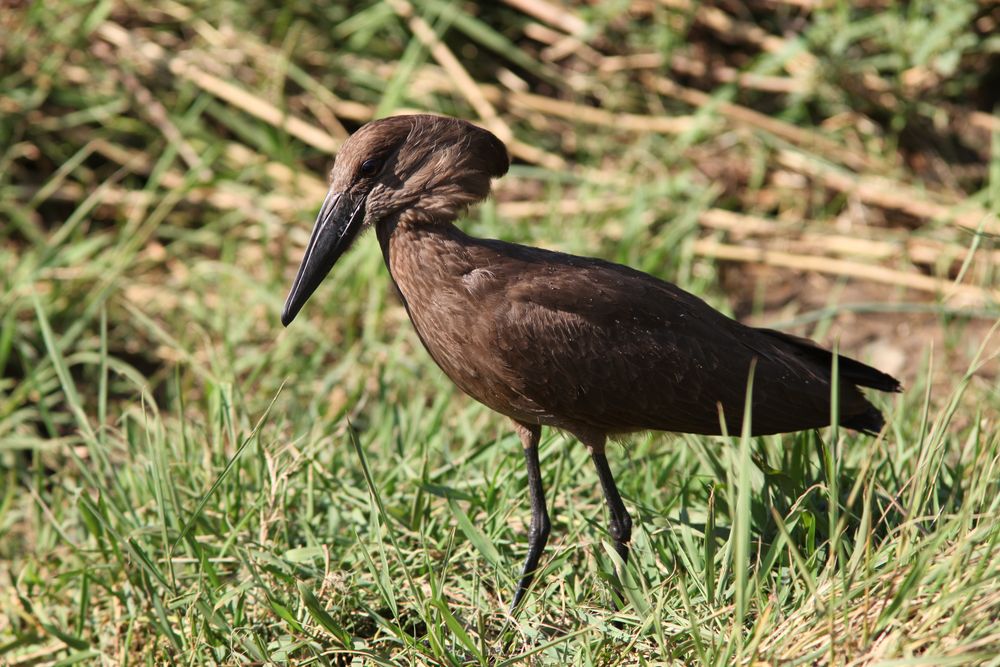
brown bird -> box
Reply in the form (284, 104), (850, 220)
(281, 114), (901, 610)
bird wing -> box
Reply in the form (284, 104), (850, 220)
(482, 248), (867, 435)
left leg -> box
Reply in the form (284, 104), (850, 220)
(509, 420), (550, 612)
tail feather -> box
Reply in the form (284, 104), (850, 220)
(755, 327), (900, 436)
(842, 404), (887, 435)
(759, 328), (902, 393)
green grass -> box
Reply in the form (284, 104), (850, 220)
(2, 1), (999, 664)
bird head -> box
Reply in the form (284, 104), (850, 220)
(281, 114), (509, 326)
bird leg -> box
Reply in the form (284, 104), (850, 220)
(590, 446), (632, 605)
(509, 421), (550, 613)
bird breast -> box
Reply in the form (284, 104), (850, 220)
(380, 222), (547, 423)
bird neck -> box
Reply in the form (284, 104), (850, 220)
(375, 212), (474, 300)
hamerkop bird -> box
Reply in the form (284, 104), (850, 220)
(281, 114), (901, 610)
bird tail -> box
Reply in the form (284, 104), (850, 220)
(758, 328), (902, 392)
(842, 404), (886, 435)
(755, 328), (900, 436)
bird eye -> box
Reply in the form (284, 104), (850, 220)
(360, 158), (381, 177)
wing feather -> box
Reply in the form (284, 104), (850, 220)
(477, 248), (879, 435)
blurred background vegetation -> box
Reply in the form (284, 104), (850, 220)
(1, 0), (998, 665)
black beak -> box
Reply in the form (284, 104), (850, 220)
(281, 190), (367, 326)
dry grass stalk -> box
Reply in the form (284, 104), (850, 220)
(388, 0), (566, 171)
(39, 138), (315, 229)
(502, 90), (703, 134)
(657, 0), (818, 77)
(647, 75), (877, 172)
(698, 209), (795, 236)
(699, 209), (1000, 265)
(497, 196), (637, 219)
(386, 0), (508, 142)
(96, 22), (341, 154)
(503, 0), (588, 37)
(94, 44), (202, 171)
(797, 233), (1000, 267)
(164, 59), (341, 153)
(522, 19), (602, 65)
(943, 103), (1000, 135)
(223, 144), (327, 199)
(397, 66), (699, 135)
(693, 238), (1000, 306)
(668, 53), (804, 94)
(777, 151), (999, 235)
(598, 52), (666, 72)
(753, 0), (822, 8)
(190, 18), (358, 137)
(541, 33), (599, 65)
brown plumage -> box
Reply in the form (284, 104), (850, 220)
(281, 114), (901, 610)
